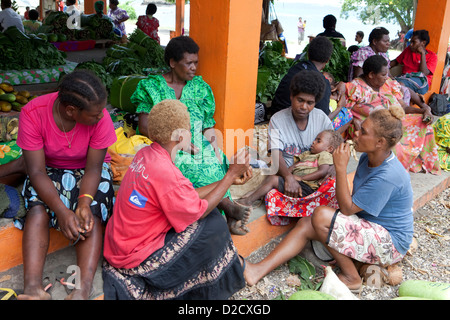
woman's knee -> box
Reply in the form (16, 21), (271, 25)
(311, 206), (335, 229)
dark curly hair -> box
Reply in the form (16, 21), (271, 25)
(362, 55), (388, 76)
(413, 29), (430, 46)
(58, 70), (107, 111)
(368, 27), (390, 45)
(308, 36), (333, 63)
(323, 14), (337, 29)
(28, 9), (39, 20)
(146, 3), (157, 15)
(290, 70), (326, 102)
(164, 36), (200, 66)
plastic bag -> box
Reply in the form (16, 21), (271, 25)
(319, 266), (359, 300)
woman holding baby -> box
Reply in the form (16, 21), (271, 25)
(243, 102), (414, 292)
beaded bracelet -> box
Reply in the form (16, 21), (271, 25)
(78, 193), (94, 201)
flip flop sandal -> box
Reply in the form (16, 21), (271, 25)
(238, 255), (247, 272)
(52, 265), (77, 295)
(0, 288), (17, 300)
(42, 276), (54, 295)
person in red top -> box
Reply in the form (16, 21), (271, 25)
(136, 3), (160, 44)
(391, 29), (437, 94)
(102, 99), (252, 300)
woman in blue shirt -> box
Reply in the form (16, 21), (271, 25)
(244, 104), (413, 291)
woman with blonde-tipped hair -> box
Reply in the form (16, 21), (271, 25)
(103, 99), (252, 300)
(244, 104), (414, 292)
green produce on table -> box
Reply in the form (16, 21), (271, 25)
(0, 27), (66, 70)
(0, 94), (16, 102)
(128, 28), (166, 70)
(75, 61), (113, 89)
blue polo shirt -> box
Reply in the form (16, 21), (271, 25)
(352, 152), (414, 255)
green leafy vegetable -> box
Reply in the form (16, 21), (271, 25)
(288, 256), (322, 291)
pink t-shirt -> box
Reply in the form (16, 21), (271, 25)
(103, 142), (208, 269)
(17, 92), (117, 169)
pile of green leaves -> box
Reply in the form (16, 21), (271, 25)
(101, 30), (167, 78)
(75, 61), (113, 90)
(288, 256), (323, 290)
(43, 11), (116, 41)
(128, 28), (166, 70)
(0, 27), (66, 70)
(303, 37), (350, 82)
(256, 41), (293, 103)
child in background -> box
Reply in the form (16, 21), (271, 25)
(323, 71), (353, 133)
(136, 3), (160, 44)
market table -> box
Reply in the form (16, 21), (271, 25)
(50, 40), (97, 52)
(0, 61), (77, 86)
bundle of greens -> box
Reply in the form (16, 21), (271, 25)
(256, 41), (292, 103)
(75, 61), (113, 90)
(302, 38), (350, 82)
(128, 28), (166, 70)
(80, 14), (115, 40)
(42, 11), (116, 41)
(0, 27), (66, 70)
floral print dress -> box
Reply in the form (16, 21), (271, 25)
(131, 74), (231, 198)
(433, 113), (450, 171)
(136, 15), (160, 44)
(345, 77), (441, 174)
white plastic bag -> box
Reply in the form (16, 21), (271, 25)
(319, 266), (359, 300)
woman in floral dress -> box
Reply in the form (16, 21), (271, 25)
(136, 3), (160, 44)
(131, 36), (252, 235)
(345, 55), (440, 174)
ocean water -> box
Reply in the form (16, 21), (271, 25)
(272, 1), (401, 50)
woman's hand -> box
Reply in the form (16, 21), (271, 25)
(57, 208), (84, 241)
(233, 167), (253, 185)
(228, 148), (250, 181)
(333, 142), (351, 174)
(284, 174), (302, 198)
(75, 199), (94, 235)
(422, 109), (433, 124)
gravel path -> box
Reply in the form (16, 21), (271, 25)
(231, 187), (450, 300)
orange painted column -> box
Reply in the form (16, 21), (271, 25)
(414, 0), (450, 94)
(176, 0), (185, 37)
(189, 0), (263, 157)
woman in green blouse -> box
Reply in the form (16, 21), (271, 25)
(131, 36), (252, 235)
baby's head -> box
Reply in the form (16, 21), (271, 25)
(310, 130), (344, 154)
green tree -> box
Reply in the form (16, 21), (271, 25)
(340, 0), (417, 33)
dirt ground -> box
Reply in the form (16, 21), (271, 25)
(231, 187), (450, 300)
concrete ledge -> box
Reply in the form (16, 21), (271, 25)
(0, 222), (70, 272)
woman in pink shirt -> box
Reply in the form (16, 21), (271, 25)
(15, 70), (117, 300)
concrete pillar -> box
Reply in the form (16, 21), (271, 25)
(414, 0), (450, 95)
(189, 0), (263, 156)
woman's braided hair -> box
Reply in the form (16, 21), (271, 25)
(58, 70), (107, 110)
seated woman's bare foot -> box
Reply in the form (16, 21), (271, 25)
(228, 200), (252, 221)
(243, 261), (264, 287)
(65, 287), (91, 300)
(17, 286), (51, 300)
(337, 272), (362, 291)
(228, 218), (250, 235)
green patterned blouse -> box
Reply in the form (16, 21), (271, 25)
(131, 74), (230, 196)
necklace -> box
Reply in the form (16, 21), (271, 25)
(56, 102), (76, 149)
